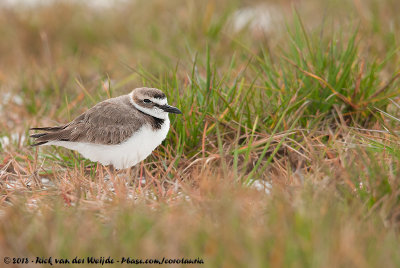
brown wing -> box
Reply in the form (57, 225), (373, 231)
(31, 96), (146, 146)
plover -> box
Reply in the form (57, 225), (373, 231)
(30, 87), (182, 169)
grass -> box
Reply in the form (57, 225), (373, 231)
(0, 0), (400, 267)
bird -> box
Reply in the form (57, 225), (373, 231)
(30, 87), (182, 169)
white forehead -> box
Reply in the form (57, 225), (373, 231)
(151, 98), (167, 105)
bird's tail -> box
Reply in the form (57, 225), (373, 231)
(29, 125), (67, 146)
(30, 126), (65, 132)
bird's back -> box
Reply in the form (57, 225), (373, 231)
(31, 94), (147, 146)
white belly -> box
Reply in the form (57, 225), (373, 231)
(47, 119), (170, 169)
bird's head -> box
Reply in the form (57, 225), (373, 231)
(130, 87), (182, 119)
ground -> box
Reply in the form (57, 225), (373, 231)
(0, 0), (400, 267)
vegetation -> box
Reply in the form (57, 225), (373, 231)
(0, 0), (399, 267)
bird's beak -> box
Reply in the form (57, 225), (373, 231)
(160, 104), (182, 114)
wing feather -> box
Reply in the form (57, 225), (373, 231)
(31, 96), (145, 145)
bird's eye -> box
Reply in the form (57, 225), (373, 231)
(143, 99), (151, 103)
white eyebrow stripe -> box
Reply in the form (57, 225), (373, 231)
(151, 98), (167, 105)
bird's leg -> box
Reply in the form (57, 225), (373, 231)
(138, 161), (145, 191)
(125, 167), (131, 180)
(111, 165), (117, 181)
(96, 163), (103, 180)
(103, 165), (116, 181)
(103, 165), (120, 195)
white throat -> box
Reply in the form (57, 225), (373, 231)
(129, 92), (168, 119)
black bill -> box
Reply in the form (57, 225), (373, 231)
(159, 104), (182, 114)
